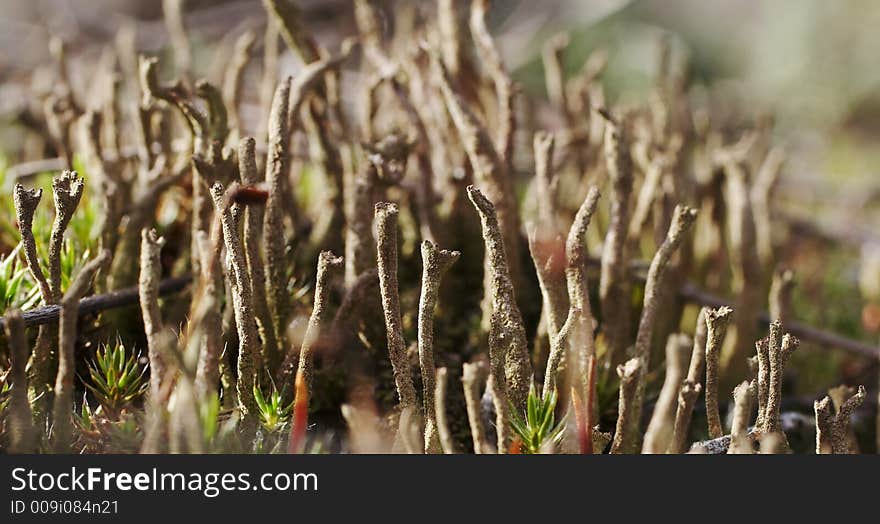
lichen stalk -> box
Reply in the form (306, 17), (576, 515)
(139, 228), (167, 396)
(48, 171), (85, 303)
(643, 333), (691, 453)
(281, 251), (343, 400)
(345, 159), (378, 285)
(705, 306), (733, 439)
(719, 150), (762, 379)
(751, 146), (785, 270)
(755, 337), (770, 432)
(432, 53), (522, 301)
(814, 385), (866, 454)
(52, 250), (110, 452)
(193, 229), (225, 400)
(563, 186), (602, 333)
(665, 308), (709, 453)
(543, 186), (601, 399)
(209, 182), (263, 424)
(434, 367), (455, 454)
(668, 380), (702, 454)
(5, 310), (35, 453)
(375, 203), (418, 415)
(769, 267), (795, 327)
(238, 137), (278, 370)
(617, 204), (698, 453)
(487, 312), (512, 452)
(222, 30), (255, 138)
(13, 184), (51, 302)
(262, 77), (292, 350)
(261, 0), (321, 64)
(764, 333), (798, 437)
(462, 361), (490, 454)
(610, 357), (642, 454)
(466, 186), (532, 414)
(727, 380), (756, 454)
(418, 241), (460, 453)
(470, 0), (516, 167)
(13, 184), (54, 409)
(597, 110), (634, 368)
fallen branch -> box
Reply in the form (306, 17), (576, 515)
(0, 276), (192, 330)
(3, 262), (876, 359)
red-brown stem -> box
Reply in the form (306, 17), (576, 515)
(584, 354), (597, 454)
(572, 387), (589, 454)
(509, 439), (523, 454)
(288, 369), (309, 454)
(571, 355), (597, 454)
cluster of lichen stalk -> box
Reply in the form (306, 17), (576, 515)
(0, 0), (871, 454)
